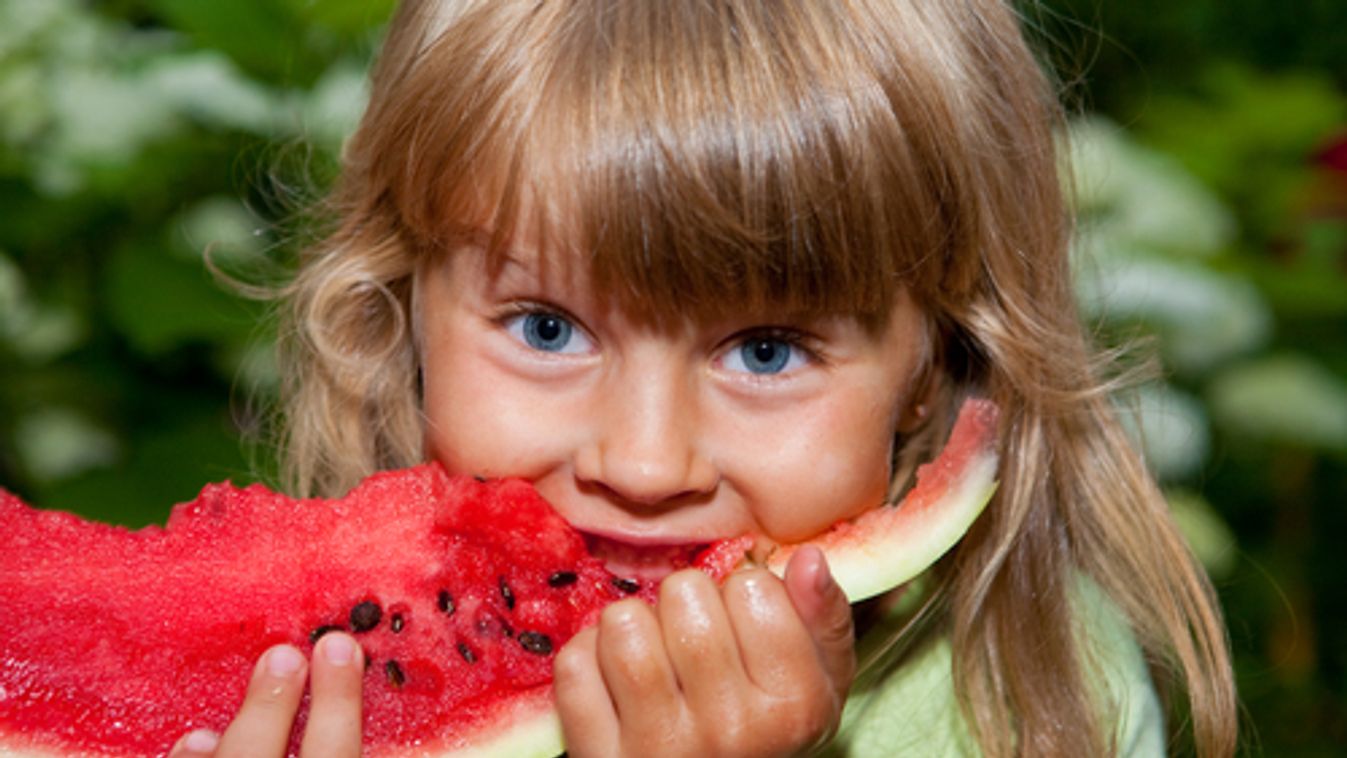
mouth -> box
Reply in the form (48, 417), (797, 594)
(581, 532), (712, 582)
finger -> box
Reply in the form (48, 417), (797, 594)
(722, 567), (824, 696)
(554, 626), (620, 758)
(658, 569), (747, 713)
(593, 599), (683, 744)
(783, 545), (856, 698)
(299, 632), (364, 758)
(167, 729), (219, 757)
(213, 644), (307, 758)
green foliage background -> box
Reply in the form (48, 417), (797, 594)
(2, 0), (1344, 753)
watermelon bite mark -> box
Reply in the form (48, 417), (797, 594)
(0, 398), (999, 758)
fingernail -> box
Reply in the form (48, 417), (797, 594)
(813, 550), (833, 594)
(266, 644), (304, 677)
(322, 633), (358, 666)
(182, 729), (219, 753)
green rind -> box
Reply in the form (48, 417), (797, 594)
(766, 451), (999, 602)
(0, 745), (65, 757)
(836, 455), (996, 601)
(428, 692), (562, 758)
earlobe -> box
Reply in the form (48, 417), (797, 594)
(897, 402), (929, 434)
(896, 368), (941, 435)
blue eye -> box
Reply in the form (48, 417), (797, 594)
(506, 311), (592, 354)
(723, 336), (805, 375)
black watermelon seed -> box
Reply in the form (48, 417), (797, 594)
(612, 577), (640, 594)
(349, 601), (383, 633)
(309, 624), (344, 645)
(499, 578), (516, 610)
(548, 571), (578, 587)
(391, 612), (405, 633)
(385, 660), (406, 688)
(518, 632), (554, 655)
(472, 474), (486, 482)
(457, 642), (478, 664)
(437, 590), (456, 616)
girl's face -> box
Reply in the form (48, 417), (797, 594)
(418, 244), (928, 580)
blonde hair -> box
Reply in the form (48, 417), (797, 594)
(276, 1), (1237, 754)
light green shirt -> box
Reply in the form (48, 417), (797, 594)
(823, 579), (1165, 756)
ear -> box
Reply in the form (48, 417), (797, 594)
(896, 368), (942, 434)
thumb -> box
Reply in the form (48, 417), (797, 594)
(168, 729), (219, 758)
(783, 545), (856, 697)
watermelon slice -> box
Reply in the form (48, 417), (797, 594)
(0, 399), (998, 758)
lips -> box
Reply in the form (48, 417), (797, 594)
(582, 532), (711, 582)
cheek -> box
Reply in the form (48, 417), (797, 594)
(420, 338), (589, 480)
(732, 396), (899, 543)
(419, 323), (516, 477)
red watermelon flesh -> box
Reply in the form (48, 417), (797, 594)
(0, 398), (999, 758)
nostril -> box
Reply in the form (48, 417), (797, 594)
(574, 448), (719, 510)
(583, 476), (694, 509)
(572, 380), (719, 506)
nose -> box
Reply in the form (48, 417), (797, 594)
(573, 361), (718, 507)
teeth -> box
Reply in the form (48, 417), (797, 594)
(582, 534), (706, 579)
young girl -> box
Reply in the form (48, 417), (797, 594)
(169, 0), (1237, 755)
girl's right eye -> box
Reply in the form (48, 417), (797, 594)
(503, 310), (594, 354)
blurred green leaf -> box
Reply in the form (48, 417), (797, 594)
(149, 0), (316, 84)
(281, 0), (398, 36)
(1069, 117), (1236, 258)
(15, 407), (119, 482)
(1139, 64), (1347, 240)
(176, 195), (269, 265)
(1238, 219), (1347, 319)
(105, 238), (258, 355)
(1115, 384), (1211, 483)
(145, 52), (280, 134)
(0, 251), (85, 362)
(38, 405), (256, 527)
(296, 60), (370, 148)
(1076, 251), (1272, 373)
(49, 67), (179, 162)
(1208, 354), (1347, 450)
(1167, 490), (1238, 579)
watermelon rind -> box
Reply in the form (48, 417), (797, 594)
(434, 693), (560, 758)
(764, 398), (1000, 602)
(0, 745), (61, 758)
(0, 699), (563, 758)
(783, 455), (998, 602)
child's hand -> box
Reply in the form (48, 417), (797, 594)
(554, 545), (856, 758)
(166, 631), (365, 758)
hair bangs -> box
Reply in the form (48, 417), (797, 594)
(377, 1), (968, 328)
(525, 1), (950, 326)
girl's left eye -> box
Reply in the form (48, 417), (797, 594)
(721, 334), (810, 376)
(504, 311), (593, 354)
